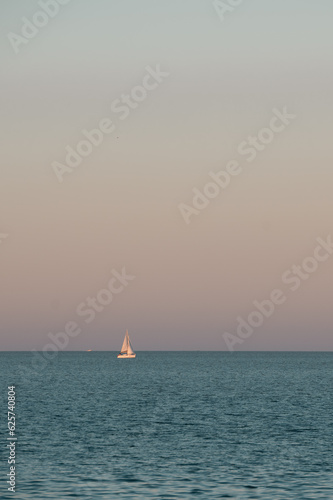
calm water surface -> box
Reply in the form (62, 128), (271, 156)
(0, 352), (332, 499)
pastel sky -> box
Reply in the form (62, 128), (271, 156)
(1, 0), (332, 351)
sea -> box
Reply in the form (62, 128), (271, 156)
(0, 351), (332, 499)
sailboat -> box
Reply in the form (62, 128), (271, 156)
(117, 330), (136, 358)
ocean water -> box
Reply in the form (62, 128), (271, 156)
(1, 351), (332, 499)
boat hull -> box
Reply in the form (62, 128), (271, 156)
(117, 354), (136, 358)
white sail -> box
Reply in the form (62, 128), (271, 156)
(117, 330), (136, 358)
(127, 341), (134, 355)
(120, 331), (129, 353)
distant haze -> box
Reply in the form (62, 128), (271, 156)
(1, 0), (332, 351)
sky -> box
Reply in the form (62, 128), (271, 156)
(0, 0), (332, 351)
